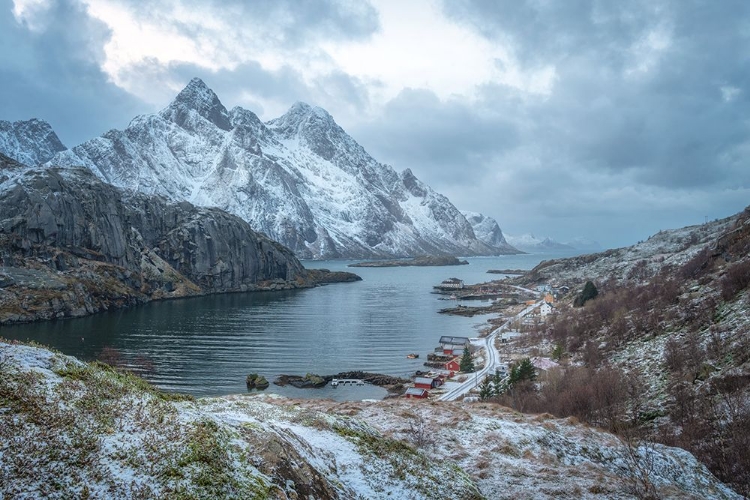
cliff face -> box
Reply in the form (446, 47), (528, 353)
(0, 154), (348, 324)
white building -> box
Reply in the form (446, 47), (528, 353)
(540, 302), (553, 317)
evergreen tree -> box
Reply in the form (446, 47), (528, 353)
(492, 369), (505, 396)
(479, 376), (494, 400)
(551, 344), (564, 361)
(459, 348), (475, 373)
(574, 280), (599, 307)
(509, 358), (536, 385)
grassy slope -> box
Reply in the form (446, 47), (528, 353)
(1, 340), (741, 499)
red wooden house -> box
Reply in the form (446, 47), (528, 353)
(445, 358), (461, 372)
(414, 376), (439, 389)
(404, 387), (429, 399)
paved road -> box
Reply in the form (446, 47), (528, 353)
(438, 301), (540, 401)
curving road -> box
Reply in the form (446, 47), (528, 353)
(439, 300), (540, 401)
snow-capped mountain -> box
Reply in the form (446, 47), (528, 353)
(48, 78), (513, 259)
(461, 211), (520, 253)
(505, 233), (575, 253)
(0, 119), (66, 166)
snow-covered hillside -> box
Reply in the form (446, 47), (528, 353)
(0, 118), (66, 166)
(1, 341), (740, 499)
(48, 78), (514, 259)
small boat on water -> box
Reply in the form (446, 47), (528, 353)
(406, 353), (420, 359)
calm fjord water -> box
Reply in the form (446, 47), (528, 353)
(1, 254), (576, 400)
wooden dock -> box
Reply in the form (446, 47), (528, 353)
(331, 378), (365, 387)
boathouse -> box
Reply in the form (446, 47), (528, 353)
(439, 336), (470, 347)
(440, 278), (464, 289)
(414, 377), (439, 389)
(442, 344), (466, 356)
(404, 387), (429, 399)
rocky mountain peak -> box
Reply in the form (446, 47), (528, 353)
(461, 211), (519, 253)
(229, 106), (264, 129)
(401, 168), (427, 197)
(0, 118), (66, 166)
(161, 77), (232, 131)
(43, 78), (521, 259)
(267, 101), (337, 140)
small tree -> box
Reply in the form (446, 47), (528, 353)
(479, 377), (494, 400)
(551, 344), (564, 361)
(509, 358), (536, 385)
(574, 280), (599, 307)
(459, 348), (475, 373)
(492, 369), (505, 396)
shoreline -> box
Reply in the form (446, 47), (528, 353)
(0, 268), (361, 326)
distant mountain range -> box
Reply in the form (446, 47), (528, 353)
(0, 78), (519, 259)
(504, 233), (602, 253)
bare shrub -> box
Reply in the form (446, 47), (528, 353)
(679, 247), (713, 279)
(406, 414), (433, 448)
(720, 259), (750, 301)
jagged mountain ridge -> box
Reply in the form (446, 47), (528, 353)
(47, 78), (517, 259)
(0, 118), (66, 166)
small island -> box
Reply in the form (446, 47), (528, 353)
(348, 256), (469, 268)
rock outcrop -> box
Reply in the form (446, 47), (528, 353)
(0, 153), (358, 324)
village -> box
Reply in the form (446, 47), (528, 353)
(401, 277), (565, 401)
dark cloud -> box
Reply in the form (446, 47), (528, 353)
(352, 88), (518, 187)
(0, 0), (147, 147)
(2, 0), (747, 249)
(439, 0), (750, 191)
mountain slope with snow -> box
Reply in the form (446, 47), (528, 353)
(462, 211), (520, 253)
(48, 78), (515, 259)
(0, 118), (66, 166)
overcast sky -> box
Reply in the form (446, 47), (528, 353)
(2, 0), (749, 249)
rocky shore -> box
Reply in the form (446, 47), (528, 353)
(273, 371), (411, 394)
(348, 255), (469, 267)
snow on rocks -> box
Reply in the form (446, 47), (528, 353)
(1, 341), (740, 499)
(46, 78), (511, 259)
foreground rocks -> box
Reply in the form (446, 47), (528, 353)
(0, 155), (359, 324)
(1, 341), (741, 500)
(274, 373), (328, 388)
(273, 371), (411, 392)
